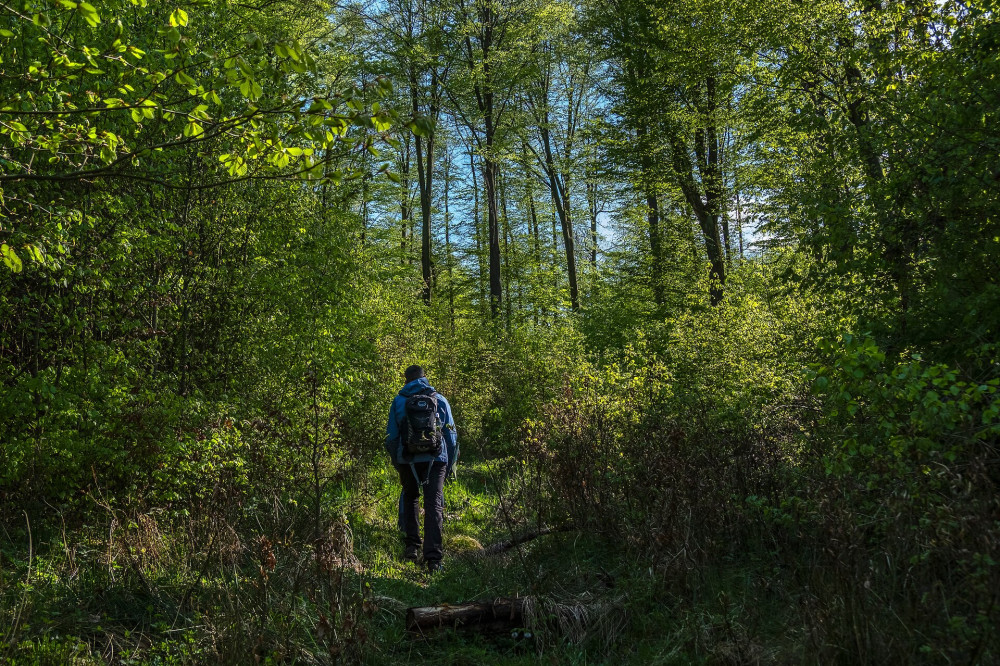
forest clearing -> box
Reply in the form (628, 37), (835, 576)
(1, 0), (998, 663)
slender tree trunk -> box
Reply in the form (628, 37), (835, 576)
(704, 76), (726, 304)
(470, 149), (486, 314)
(647, 190), (664, 306)
(483, 128), (503, 317)
(400, 134), (412, 264)
(539, 121), (578, 312)
(734, 181), (744, 260)
(483, 149), (503, 318)
(638, 126), (664, 306)
(500, 171), (512, 324)
(361, 175), (369, 245)
(672, 77), (726, 306)
(444, 148), (455, 333)
(560, 176), (578, 312)
(722, 211), (732, 266)
(528, 188), (540, 261)
(524, 170), (541, 326)
(522, 139), (542, 263)
(551, 210), (557, 254)
(841, 36), (910, 331)
(460, 2), (503, 320)
(411, 62), (438, 304)
(586, 177), (598, 270)
(414, 131), (434, 303)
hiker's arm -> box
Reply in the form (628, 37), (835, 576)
(384, 398), (400, 459)
(439, 396), (458, 472)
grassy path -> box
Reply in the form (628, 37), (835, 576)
(0, 458), (750, 664)
(349, 460), (657, 665)
(352, 459), (545, 664)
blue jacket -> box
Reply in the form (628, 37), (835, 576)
(385, 378), (458, 469)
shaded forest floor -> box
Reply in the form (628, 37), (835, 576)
(356, 459), (791, 665)
(1, 454), (797, 665)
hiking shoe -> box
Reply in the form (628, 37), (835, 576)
(426, 560), (443, 574)
(403, 546), (420, 562)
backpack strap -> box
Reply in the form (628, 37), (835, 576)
(409, 461), (435, 487)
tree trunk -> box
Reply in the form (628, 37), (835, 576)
(734, 181), (744, 260)
(647, 189), (664, 306)
(587, 177), (598, 270)
(670, 77), (726, 306)
(460, 2), (503, 320)
(529, 187), (540, 261)
(414, 121), (434, 304)
(637, 126), (664, 306)
(470, 149), (486, 313)
(539, 121), (578, 312)
(522, 138), (542, 264)
(444, 148), (455, 333)
(841, 38), (911, 331)
(500, 171), (513, 324)
(483, 144), (503, 319)
(406, 598), (529, 633)
(400, 134), (412, 265)
(411, 57), (439, 304)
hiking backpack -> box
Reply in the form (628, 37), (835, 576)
(402, 388), (443, 458)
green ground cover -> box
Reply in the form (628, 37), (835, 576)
(1, 455), (795, 665)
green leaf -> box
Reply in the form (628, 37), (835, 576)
(1, 244), (23, 272)
(78, 2), (100, 26)
(405, 117), (434, 137)
(169, 8), (189, 27)
(183, 121), (204, 138)
(25, 244), (45, 265)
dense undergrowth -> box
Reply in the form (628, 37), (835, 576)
(3, 266), (998, 663)
(4, 0), (1000, 662)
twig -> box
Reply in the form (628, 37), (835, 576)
(482, 524), (575, 555)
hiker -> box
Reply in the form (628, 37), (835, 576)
(384, 365), (458, 572)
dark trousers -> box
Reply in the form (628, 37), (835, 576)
(398, 461), (447, 563)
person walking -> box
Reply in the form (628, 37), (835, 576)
(384, 365), (458, 572)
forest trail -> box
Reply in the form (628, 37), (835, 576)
(352, 458), (638, 664)
(3, 0), (996, 661)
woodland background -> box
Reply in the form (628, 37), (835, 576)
(1, 0), (998, 663)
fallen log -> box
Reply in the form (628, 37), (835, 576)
(406, 597), (530, 633)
